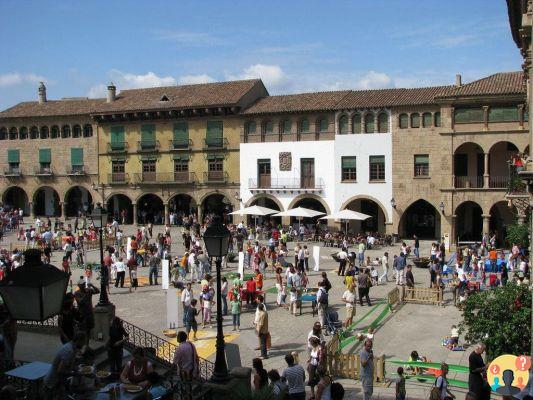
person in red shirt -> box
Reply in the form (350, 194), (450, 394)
(254, 270), (264, 291)
(489, 249), (498, 272)
(246, 277), (257, 306)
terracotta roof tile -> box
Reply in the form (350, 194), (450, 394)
(0, 98), (104, 120)
(435, 71), (525, 98)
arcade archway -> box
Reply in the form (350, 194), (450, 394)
(137, 194), (164, 224)
(201, 193), (233, 224)
(2, 187), (30, 215)
(248, 195), (282, 227)
(169, 194), (197, 216)
(290, 197), (327, 227)
(489, 201), (516, 248)
(343, 197), (387, 234)
(399, 199), (440, 239)
(65, 186), (93, 217)
(455, 201), (483, 242)
(33, 186), (60, 217)
(106, 194), (133, 224)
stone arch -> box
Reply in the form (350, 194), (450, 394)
(168, 193), (198, 215)
(337, 113), (349, 134)
(64, 186), (94, 217)
(453, 142), (485, 188)
(8, 127), (18, 140)
(341, 196), (388, 234)
(32, 186), (61, 217)
(137, 193), (165, 224)
(398, 199), (441, 239)
(245, 193), (284, 211)
(488, 141), (519, 188)
(200, 192), (233, 223)
(340, 194), (391, 223)
(287, 193), (331, 215)
(455, 200), (483, 242)
(489, 200), (516, 247)
(363, 111), (375, 133)
(106, 193), (133, 223)
(1, 186), (30, 215)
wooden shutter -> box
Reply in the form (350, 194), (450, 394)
(353, 114), (361, 133)
(7, 149), (19, 163)
(206, 121), (223, 145)
(319, 118), (328, 132)
(422, 113), (432, 127)
(110, 126), (125, 147)
(141, 124), (155, 143)
(71, 148), (84, 166)
(173, 122), (189, 145)
(39, 148), (51, 163)
(342, 156), (357, 168)
(378, 113), (388, 133)
(339, 116), (348, 134)
(365, 113), (375, 133)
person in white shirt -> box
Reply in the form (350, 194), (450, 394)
(337, 248), (348, 276)
(181, 282), (194, 327)
(341, 284), (356, 327)
(379, 252), (389, 283)
(114, 257), (127, 288)
(188, 252), (199, 282)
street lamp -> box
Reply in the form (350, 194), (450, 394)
(390, 198), (397, 209)
(203, 216), (231, 383)
(90, 203), (111, 307)
(439, 201), (445, 215)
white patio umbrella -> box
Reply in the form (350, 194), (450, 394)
(229, 205), (279, 227)
(320, 209), (372, 234)
(273, 207), (325, 228)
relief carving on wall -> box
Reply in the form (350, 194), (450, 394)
(279, 152), (292, 171)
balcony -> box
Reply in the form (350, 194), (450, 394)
(489, 176), (510, 189)
(34, 166), (53, 176)
(249, 177), (325, 192)
(66, 166), (86, 176)
(108, 172), (129, 184)
(169, 138), (193, 150)
(132, 172), (197, 184)
(454, 176), (483, 189)
(107, 142), (128, 153)
(3, 168), (22, 177)
(203, 171), (229, 183)
(203, 137), (229, 150)
(137, 140), (160, 152)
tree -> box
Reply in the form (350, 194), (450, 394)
(506, 223), (530, 248)
(460, 284), (531, 361)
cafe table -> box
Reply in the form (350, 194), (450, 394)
(5, 361), (51, 397)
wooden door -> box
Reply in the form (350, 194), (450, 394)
(258, 159), (271, 188)
(301, 158), (315, 188)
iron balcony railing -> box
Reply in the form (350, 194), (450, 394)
(204, 171), (229, 183)
(66, 166), (86, 175)
(108, 172), (129, 184)
(490, 175), (510, 189)
(249, 177), (325, 190)
(34, 166), (54, 176)
(169, 138), (193, 150)
(203, 137), (229, 150)
(454, 175), (483, 188)
(133, 172), (196, 184)
(3, 167), (22, 176)
(107, 142), (128, 153)
(137, 140), (160, 152)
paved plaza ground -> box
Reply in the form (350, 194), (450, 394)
(3, 223), (474, 399)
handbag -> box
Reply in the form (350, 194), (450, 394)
(430, 378), (443, 400)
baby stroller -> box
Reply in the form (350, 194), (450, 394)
(324, 309), (343, 335)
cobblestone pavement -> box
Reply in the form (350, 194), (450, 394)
(2, 224), (470, 399)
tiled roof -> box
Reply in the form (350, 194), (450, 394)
(0, 98), (104, 119)
(435, 72), (525, 98)
(241, 91), (351, 115)
(94, 79), (262, 114)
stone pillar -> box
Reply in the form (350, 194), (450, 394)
(61, 202), (68, 220)
(482, 214), (490, 237)
(132, 203), (138, 225)
(483, 105), (489, 130)
(450, 107), (455, 131)
(451, 215), (457, 246)
(29, 202), (35, 220)
(483, 153), (490, 188)
(518, 104), (525, 129)
(164, 203), (170, 225)
(347, 113), (353, 134)
(375, 113), (379, 133)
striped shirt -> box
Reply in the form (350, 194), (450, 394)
(281, 364), (306, 394)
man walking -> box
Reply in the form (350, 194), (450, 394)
(173, 331), (199, 381)
(413, 235), (420, 259)
(379, 252), (389, 283)
(360, 339), (375, 400)
(358, 240), (366, 267)
(316, 281), (328, 326)
(394, 253), (406, 286)
(337, 247), (348, 276)
(148, 250), (161, 286)
(281, 353), (306, 400)
(181, 283), (193, 328)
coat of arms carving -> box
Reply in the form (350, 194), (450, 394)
(279, 152), (292, 171)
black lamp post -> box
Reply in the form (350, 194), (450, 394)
(90, 203), (111, 307)
(202, 216), (231, 383)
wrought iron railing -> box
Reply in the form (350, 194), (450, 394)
(203, 137), (229, 149)
(34, 166), (54, 176)
(108, 172), (129, 184)
(489, 175), (510, 188)
(203, 171), (229, 183)
(249, 177), (325, 190)
(137, 140), (160, 152)
(170, 139), (193, 150)
(132, 172), (196, 184)
(454, 175), (483, 188)
(17, 315), (59, 330)
(3, 168), (22, 176)
(107, 142), (128, 152)
(67, 166), (86, 175)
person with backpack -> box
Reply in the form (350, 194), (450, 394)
(431, 363), (455, 400)
(316, 281), (328, 326)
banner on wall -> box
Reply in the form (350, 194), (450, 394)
(238, 252), (245, 278)
(443, 233), (450, 251)
(161, 259), (169, 290)
(166, 288), (179, 329)
(313, 246), (320, 271)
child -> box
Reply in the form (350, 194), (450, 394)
(396, 367), (406, 400)
(370, 266), (379, 286)
(186, 299), (199, 340)
(366, 327), (375, 341)
(130, 266), (138, 291)
(200, 286), (213, 329)
(254, 270), (264, 291)
(231, 295), (241, 331)
(289, 287), (299, 316)
(450, 325), (459, 348)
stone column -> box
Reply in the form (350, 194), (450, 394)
(483, 106), (489, 130)
(375, 113), (379, 133)
(164, 203), (170, 225)
(347, 113), (353, 134)
(61, 202), (68, 220)
(29, 202), (35, 220)
(450, 107), (455, 131)
(132, 203), (138, 225)
(482, 214), (490, 236)
(518, 104), (525, 129)
(451, 215), (457, 246)
(483, 153), (490, 188)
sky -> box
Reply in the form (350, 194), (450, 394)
(0, 0), (523, 110)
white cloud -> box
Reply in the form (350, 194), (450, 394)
(87, 70), (178, 97)
(354, 71), (392, 90)
(227, 64), (287, 89)
(178, 74), (216, 85)
(87, 83), (107, 98)
(0, 72), (46, 87)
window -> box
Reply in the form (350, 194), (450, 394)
(83, 124), (93, 137)
(378, 113), (389, 133)
(263, 121), (273, 134)
(71, 148), (84, 172)
(7, 149), (20, 172)
(414, 154), (429, 177)
(207, 156), (224, 180)
(111, 159), (125, 182)
(19, 127), (27, 140)
(61, 125), (71, 138)
(341, 156), (357, 181)
(434, 112), (441, 127)
(422, 113), (432, 128)
(9, 127), (17, 140)
(140, 124), (156, 148)
(524, 110), (529, 122)
(246, 121), (256, 135)
(142, 160), (156, 173)
(110, 126), (125, 150)
(299, 119), (310, 133)
(364, 113), (375, 133)
(352, 114), (361, 133)
(206, 121), (223, 147)
(0, 128), (6, 140)
(257, 159), (271, 188)
(281, 119), (291, 134)
(369, 155), (385, 181)
(318, 118), (328, 132)
(411, 113), (420, 128)
(30, 126), (38, 139)
(72, 125), (82, 138)
(399, 113), (408, 129)
(174, 155), (189, 181)
(173, 122), (189, 148)
(39, 148), (51, 172)
(51, 125), (60, 139)
(488, 106), (519, 122)
(40, 126), (49, 139)
(339, 115), (348, 134)
(454, 107), (484, 123)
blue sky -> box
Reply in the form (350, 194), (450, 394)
(0, 0), (523, 110)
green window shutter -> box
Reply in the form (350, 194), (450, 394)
(339, 116), (348, 134)
(173, 154), (190, 161)
(378, 113), (388, 133)
(434, 112), (441, 127)
(110, 126), (125, 149)
(365, 113), (375, 133)
(370, 155), (384, 164)
(300, 119), (309, 133)
(247, 121), (256, 134)
(71, 148), (84, 166)
(411, 113), (420, 128)
(342, 157), (357, 168)
(399, 114), (408, 129)
(503, 107), (519, 121)
(524, 110), (529, 122)
(265, 121), (273, 134)
(455, 108), (483, 123)
(173, 122), (189, 145)
(206, 121), (223, 145)
(7, 149), (19, 163)
(422, 113), (432, 127)
(283, 120), (291, 134)
(141, 124), (155, 143)
(319, 118), (328, 132)
(353, 114), (361, 133)
(39, 148), (51, 163)
(414, 155), (429, 164)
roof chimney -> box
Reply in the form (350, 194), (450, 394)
(455, 74), (462, 87)
(38, 82), (47, 104)
(107, 82), (116, 103)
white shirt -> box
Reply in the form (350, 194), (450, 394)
(114, 261), (126, 273)
(381, 255), (388, 269)
(337, 251), (348, 260)
(181, 288), (193, 306)
(342, 290), (355, 307)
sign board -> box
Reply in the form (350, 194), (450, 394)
(443, 233), (450, 251)
(126, 237), (132, 260)
(166, 288), (179, 329)
(162, 259), (169, 290)
(238, 252), (244, 278)
(313, 246), (320, 271)
(225, 342), (242, 370)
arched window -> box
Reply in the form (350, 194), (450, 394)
(434, 112), (441, 127)
(19, 127), (28, 140)
(9, 127), (18, 140)
(72, 125), (82, 138)
(263, 121), (273, 134)
(364, 113), (375, 133)
(0, 127), (6, 140)
(352, 114), (361, 133)
(422, 112), (432, 128)
(40, 126), (49, 139)
(62, 125), (71, 138)
(83, 124), (93, 137)
(51, 125), (60, 138)
(399, 113), (408, 129)
(378, 113), (389, 133)
(299, 118), (310, 133)
(338, 115), (349, 134)
(317, 117), (328, 132)
(30, 126), (39, 139)
(280, 119), (291, 134)
(411, 113), (420, 128)
(245, 121), (256, 135)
